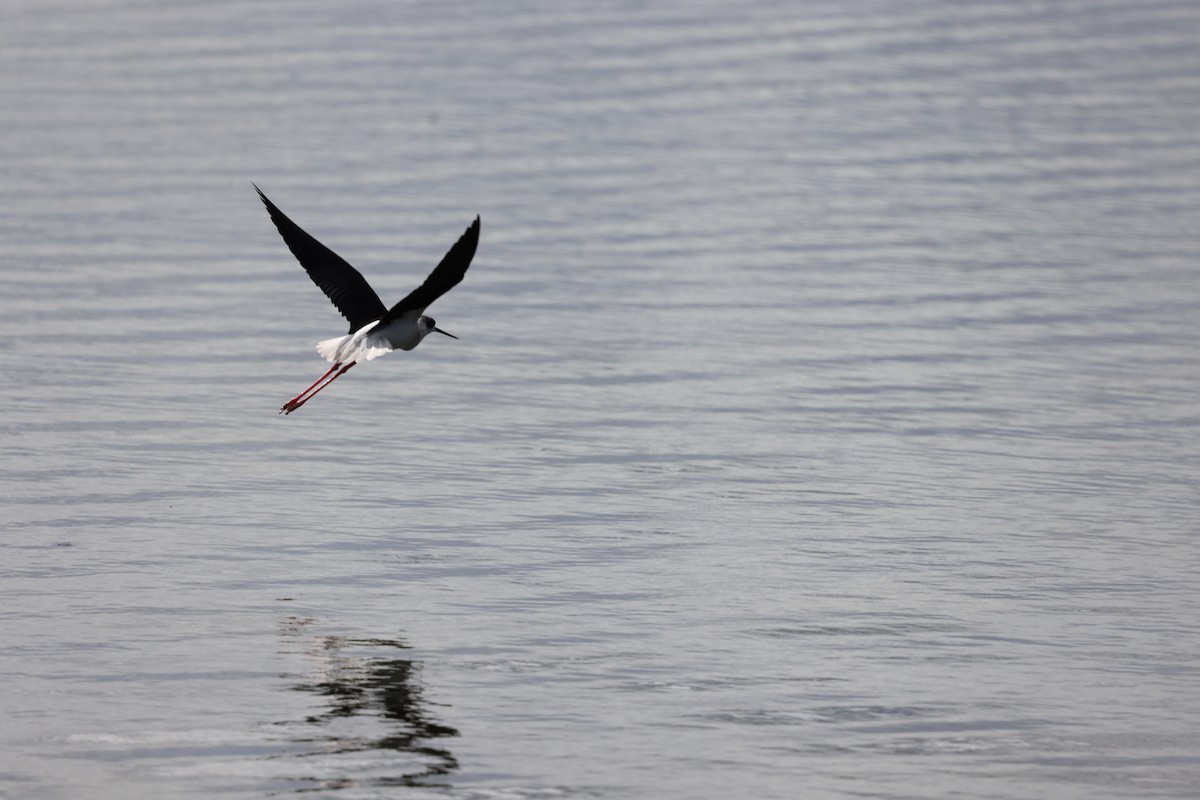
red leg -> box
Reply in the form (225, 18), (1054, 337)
(280, 361), (356, 414)
(279, 363), (341, 414)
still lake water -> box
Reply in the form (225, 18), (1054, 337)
(2, 1), (1199, 798)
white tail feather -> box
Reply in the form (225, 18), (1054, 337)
(315, 335), (353, 363)
(314, 321), (392, 363)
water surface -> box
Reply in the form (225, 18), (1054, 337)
(2, 1), (1199, 798)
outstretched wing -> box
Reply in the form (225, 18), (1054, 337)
(254, 184), (387, 334)
(381, 216), (481, 324)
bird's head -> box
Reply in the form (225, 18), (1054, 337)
(420, 315), (459, 340)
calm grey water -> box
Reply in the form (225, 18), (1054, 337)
(2, 1), (1199, 798)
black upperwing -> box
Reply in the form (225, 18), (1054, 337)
(380, 216), (481, 324)
(254, 184), (388, 334)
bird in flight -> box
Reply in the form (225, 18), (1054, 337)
(254, 184), (480, 414)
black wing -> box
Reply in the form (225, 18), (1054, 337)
(254, 184), (387, 334)
(380, 216), (481, 324)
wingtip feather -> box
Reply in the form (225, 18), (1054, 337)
(252, 183), (273, 208)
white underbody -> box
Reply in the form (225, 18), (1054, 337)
(315, 317), (427, 364)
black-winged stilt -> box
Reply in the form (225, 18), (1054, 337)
(254, 184), (480, 414)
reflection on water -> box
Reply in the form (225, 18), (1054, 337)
(277, 617), (458, 791)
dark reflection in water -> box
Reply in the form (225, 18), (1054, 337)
(277, 617), (459, 791)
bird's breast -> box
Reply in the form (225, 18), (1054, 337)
(377, 319), (425, 351)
